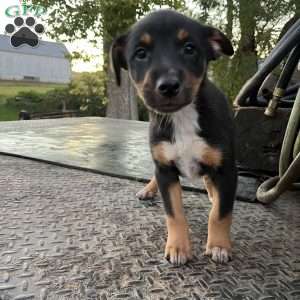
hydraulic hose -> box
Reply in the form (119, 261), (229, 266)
(235, 21), (300, 107)
(279, 87), (300, 177)
(264, 44), (300, 116)
(257, 88), (300, 203)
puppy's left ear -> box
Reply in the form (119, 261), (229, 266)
(110, 34), (128, 86)
(206, 27), (234, 60)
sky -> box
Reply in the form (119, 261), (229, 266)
(0, 0), (102, 72)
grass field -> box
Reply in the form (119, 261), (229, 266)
(0, 81), (65, 98)
(0, 105), (19, 121)
(0, 81), (66, 121)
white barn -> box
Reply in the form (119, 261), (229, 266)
(0, 34), (71, 84)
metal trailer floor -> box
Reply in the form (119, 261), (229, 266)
(0, 155), (300, 300)
(0, 118), (260, 201)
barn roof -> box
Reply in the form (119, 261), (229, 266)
(0, 34), (69, 59)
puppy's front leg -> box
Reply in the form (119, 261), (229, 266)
(204, 169), (236, 263)
(156, 166), (192, 265)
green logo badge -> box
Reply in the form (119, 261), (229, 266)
(5, 0), (46, 18)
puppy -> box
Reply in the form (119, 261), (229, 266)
(111, 10), (237, 265)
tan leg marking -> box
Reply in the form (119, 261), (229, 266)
(201, 146), (222, 168)
(165, 182), (192, 265)
(203, 176), (213, 202)
(136, 176), (158, 200)
(151, 143), (172, 165)
(205, 181), (232, 263)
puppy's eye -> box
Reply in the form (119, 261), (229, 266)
(183, 43), (196, 55)
(135, 47), (147, 60)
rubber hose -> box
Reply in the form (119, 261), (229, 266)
(256, 88), (300, 203)
(294, 132), (300, 159)
(235, 24), (300, 107)
(256, 153), (300, 203)
(279, 88), (300, 175)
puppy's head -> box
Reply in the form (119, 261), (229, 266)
(111, 10), (233, 114)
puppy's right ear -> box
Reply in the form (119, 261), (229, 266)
(110, 34), (128, 86)
(205, 26), (234, 60)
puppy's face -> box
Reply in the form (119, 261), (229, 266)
(111, 10), (233, 114)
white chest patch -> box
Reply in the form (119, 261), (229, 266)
(161, 104), (210, 179)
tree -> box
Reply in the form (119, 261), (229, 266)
(34, 0), (297, 103)
(278, 0), (300, 40)
(70, 72), (107, 116)
(33, 0), (185, 120)
(191, 0), (297, 100)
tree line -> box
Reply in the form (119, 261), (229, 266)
(33, 0), (300, 120)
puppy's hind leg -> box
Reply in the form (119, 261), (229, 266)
(136, 176), (158, 200)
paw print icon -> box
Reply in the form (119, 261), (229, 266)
(5, 16), (45, 48)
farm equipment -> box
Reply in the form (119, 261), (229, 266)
(234, 18), (300, 203)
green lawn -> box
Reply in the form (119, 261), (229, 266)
(0, 81), (65, 98)
(0, 105), (19, 121)
(0, 81), (66, 121)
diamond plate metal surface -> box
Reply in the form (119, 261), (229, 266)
(0, 155), (300, 300)
(0, 118), (261, 201)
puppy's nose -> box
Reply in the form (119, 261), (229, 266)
(157, 77), (180, 97)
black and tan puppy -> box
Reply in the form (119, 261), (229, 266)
(111, 10), (237, 265)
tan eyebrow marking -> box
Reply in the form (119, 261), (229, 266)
(177, 29), (189, 41)
(140, 33), (152, 45)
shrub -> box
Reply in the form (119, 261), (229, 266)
(5, 71), (108, 117)
(69, 71), (107, 116)
(6, 91), (46, 113)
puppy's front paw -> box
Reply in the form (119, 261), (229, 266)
(205, 246), (232, 263)
(165, 224), (192, 266)
(165, 240), (192, 266)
